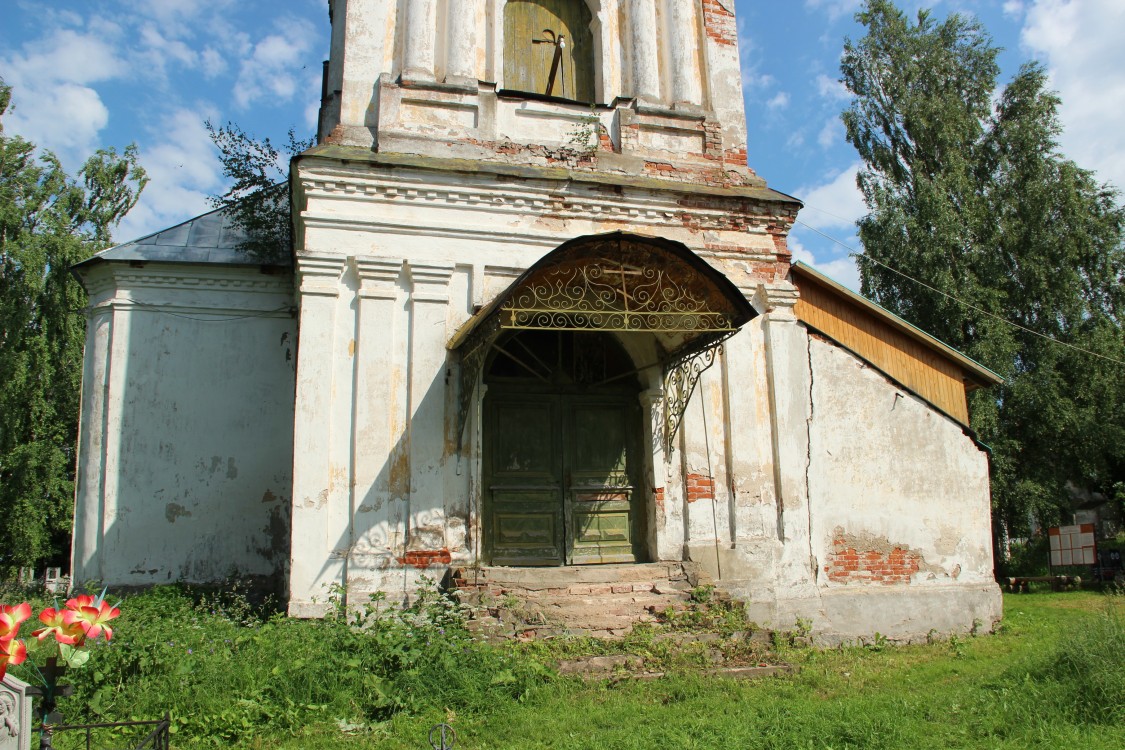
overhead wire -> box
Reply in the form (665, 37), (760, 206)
(78, 302), (296, 322)
(793, 217), (1125, 367)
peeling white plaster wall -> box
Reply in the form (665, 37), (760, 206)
(71, 265), (297, 588)
(803, 336), (1001, 640)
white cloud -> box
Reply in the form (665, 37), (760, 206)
(788, 234), (863, 292)
(200, 48), (227, 78)
(787, 163), (867, 292)
(794, 162), (866, 232)
(233, 19), (319, 109)
(0, 28), (125, 161)
(1002, 1), (1026, 19)
(815, 73), (850, 102)
(1019, 0), (1125, 192)
(2, 28), (125, 87)
(133, 24), (202, 83)
(736, 24), (775, 91)
(4, 84), (110, 157)
(113, 108), (225, 244)
(303, 71), (324, 132)
(804, 0), (863, 23)
(125, 0), (221, 28)
(767, 92), (790, 111)
(817, 116), (843, 149)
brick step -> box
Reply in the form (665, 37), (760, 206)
(451, 562), (711, 638)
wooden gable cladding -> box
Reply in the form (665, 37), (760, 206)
(791, 263), (1002, 428)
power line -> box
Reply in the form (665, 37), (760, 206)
(75, 303), (296, 322)
(793, 218), (1125, 367)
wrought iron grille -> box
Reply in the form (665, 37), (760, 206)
(452, 236), (754, 452)
(500, 255), (738, 333)
(37, 716), (170, 750)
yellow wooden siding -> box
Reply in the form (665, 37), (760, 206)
(794, 278), (971, 425)
(504, 0), (595, 101)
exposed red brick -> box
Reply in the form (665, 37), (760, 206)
(824, 537), (922, 585)
(702, 0), (738, 47)
(397, 548), (452, 569)
(686, 472), (715, 503)
(724, 147), (748, 166)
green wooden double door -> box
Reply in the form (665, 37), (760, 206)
(483, 392), (643, 566)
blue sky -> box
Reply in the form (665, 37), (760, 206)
(2, 0), (1122, 291)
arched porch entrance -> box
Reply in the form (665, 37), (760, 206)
(450, 232), (757, 567)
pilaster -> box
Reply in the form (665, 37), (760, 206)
(446, 0), (479, 87)
(349, 258), (407, 579)
(667, 0), (703, 108)
(754, 281), (817, 594)
(289, 255), (347, 617)
(404, 261), (456, 554)
(71, 296), (117, 582)
(402, 0), (437, 84)
(629, 0), (661, 104)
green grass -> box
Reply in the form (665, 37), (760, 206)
(3, 583), (1122, 749)
(353, 591), (1123, 750)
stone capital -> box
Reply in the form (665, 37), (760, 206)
(354, 257), (403, 300)
(296, 255), (347, 297)
(407, 261), (456, 303)
(752, 281), (800, 321)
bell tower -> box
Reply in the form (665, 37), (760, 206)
(316, 0), (759, 186)
(287, 1), (801, 617)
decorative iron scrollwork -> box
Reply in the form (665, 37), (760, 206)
(500, 252), (738, 333)
(454, 315), (500, 453)
(662, 333), (733, 453)
(452, 236), (753, 453)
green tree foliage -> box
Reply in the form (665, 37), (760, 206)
(205, 120), (311, 264)
(0, 81), (146, 569)
(841, 1), (1125, 546)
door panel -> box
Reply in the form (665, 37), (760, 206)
(485, 398), (563, 566)
(566, 401), (637, 564)
(484, 393), (640, 566)
(490, 490), (563, 566)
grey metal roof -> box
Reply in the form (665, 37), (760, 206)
(73, 206), (290, 271)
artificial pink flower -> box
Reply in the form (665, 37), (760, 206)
(0, 638), (27, 681)
(0, 602), (31, 642)
(32, 607), (86, 646)
(0, 603), (31, 627)
(64, 594), (96, 611)
(63, 599), (121, 641)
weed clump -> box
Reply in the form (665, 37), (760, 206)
(54, 581), (549, 745)
(1044, 593), (1125, 724)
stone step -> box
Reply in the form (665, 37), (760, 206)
(451, 561), (714, 638)
(452, 561), (689, 591)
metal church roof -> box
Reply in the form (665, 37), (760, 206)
(73, 206), (290, 271)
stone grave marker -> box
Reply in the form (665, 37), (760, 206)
(0, 674), (32, 750)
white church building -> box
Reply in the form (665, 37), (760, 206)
(70, 0), (1003, 640)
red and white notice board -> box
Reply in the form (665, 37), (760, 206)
(1048, 524), (1096, 567)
